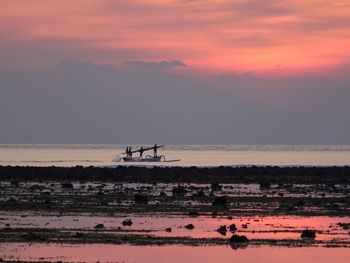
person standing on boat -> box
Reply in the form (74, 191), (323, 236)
(125, 147), (129, 157)
(139, 146), (144, 158)
(129, 147), (133, 158)
(153, 144), (158, 157)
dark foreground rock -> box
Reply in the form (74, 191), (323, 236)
(94, 224), (104, 229)
(185, 224), (195, 230)
(212, 196), (228, 207)
(229, 234), (249, 243)
(211, 183), (222, 191)
(172, 186), (187, 195)
(229, 224), (237, 232)
(259, 180), (271, 189)
(61, 182), (73, 189)
(75, 232), (84, 238)
(337, 222), (350, 230)
(301, 230), (316, 238)
(134, 194), (149, 204)
(217, 225), (227, 236)
(122, 219), (133, 226)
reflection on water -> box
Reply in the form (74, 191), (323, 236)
(2, 213), (349, 241)
(1, 144), (350, 167)
(1, 243), (349, 263)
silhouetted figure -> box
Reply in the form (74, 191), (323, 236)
(139, 146), (144, 158)
(125, 147), (129, 157)
(129, 147), (133, 158)
(154, 144), (158, 157)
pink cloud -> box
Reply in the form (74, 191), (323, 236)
(1, 0), (350, 74)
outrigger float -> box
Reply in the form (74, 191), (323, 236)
(121, 145), (180, 163)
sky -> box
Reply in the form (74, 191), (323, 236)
(1, 0), (350, 144)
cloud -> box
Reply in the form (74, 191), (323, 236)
(1, 59), (350, 144)
(123, 60), (187, 70)
(1, 0), (350, 73)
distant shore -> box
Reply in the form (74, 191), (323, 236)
(1, 165), (349, 184)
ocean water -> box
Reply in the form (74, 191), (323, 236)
(1, 144), (350, 167)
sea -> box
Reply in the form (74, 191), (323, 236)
(1, 144), (350, 167)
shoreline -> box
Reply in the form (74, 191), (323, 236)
(1, 165), (350, 184)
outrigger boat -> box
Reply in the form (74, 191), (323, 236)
(122, 155), (166, 162)
(121, 145), (180, 163)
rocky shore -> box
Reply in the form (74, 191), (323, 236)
(1, 165), (350, 184)
(0, 165), (349, 251)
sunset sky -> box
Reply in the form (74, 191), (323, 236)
(1, 0), (350, 144)
(2, 0), (350, 74)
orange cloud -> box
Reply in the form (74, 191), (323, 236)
(1, 0), (350, 74)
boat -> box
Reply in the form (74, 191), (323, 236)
(120, 145), (180, 163)
(122, 155), (165, 162)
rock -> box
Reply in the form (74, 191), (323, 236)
(6, 197), (18, 204)
(212, 196), (228, 207)
(217, 225), (227, 236)
(165, 227), (172, 232)
(41, 190), (51, 196)
(229, 224), (237, 232)
(287, 205), (296, 212)
(122, 219), (133, 226)
(94, 223), (104, 229)
(295, 200), (305, 207)
(229, 234), (249, 243)
(134, 194), (149, 204)
(184, 224), (194, 230)
(172, 186), (187, 195)
(301, 230), (316, 238)
(332, 203), (340, 209)
(188, 211), (199, 216)
(193, 190), (206, 197)
(24, 232), (44, 241)
(337, 223), (350, 230)
(100, 200), (108, 206)
(159, 192), (167, 197)
(211, 183), (222, 191)
(11, 181), (19, 187)
(29, 184), (42, 191)
(61, 182), (73, 189)
(75, 232), (84, 238)
(259, 180), (271, 189)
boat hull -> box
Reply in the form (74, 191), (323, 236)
(122, 156), (163, 162)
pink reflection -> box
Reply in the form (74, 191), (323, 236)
(1, 243), (349, 263)
(2, 214), (349, 241)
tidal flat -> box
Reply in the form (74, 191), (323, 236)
(0, 165), (349, 262)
